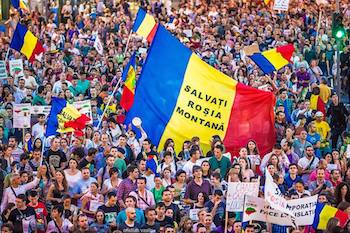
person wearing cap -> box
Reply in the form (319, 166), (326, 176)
(68, 74), (80, 97)
(111, 147), (127, 177)
(313, 111), (331, 156)
(204, 189), (225, 227)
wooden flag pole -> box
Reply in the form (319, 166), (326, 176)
(224, 176), (232, 233)
(96, 30), (134, 129)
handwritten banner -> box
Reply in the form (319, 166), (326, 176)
(226, 182), (259, 212)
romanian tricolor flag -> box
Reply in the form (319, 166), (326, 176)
(313, 203), (349, 230)
(11, 0), (28, 11)
(249, 44), (294, 74)
(132, 8), (158, 43)
(45, 97), (90, 137)
(120, 53), (137, 111)
(125, 25), (276, 155)
(10, 23), (45, 63)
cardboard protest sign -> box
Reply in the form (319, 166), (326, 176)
(226, 182), (259, 212)
(13, 103), (31, 128)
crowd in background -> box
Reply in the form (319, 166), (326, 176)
(0, 0), (350, 232)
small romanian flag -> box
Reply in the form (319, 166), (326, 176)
(249, 44), (294, 74)
(312, 203), (349, 230)
(132, 8), (158, 43)
(45, 97), (90, 137)
(11, 0), (28, 11)
(10, 23), (45, 63)
(120, 53), (137, 111)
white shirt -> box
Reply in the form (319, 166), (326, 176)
(32, 122), (45, 139)
(24, 76), (37, 89)
(64, 170), (82, 189)
(182, 160), (201, 177)
(1, 177), (39, 212)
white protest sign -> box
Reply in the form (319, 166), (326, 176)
(243, 195), (296, 226)
(287, 195), (318, 226)
(13, 103), (31, 128)
(72, 100), (92, 124)
(9, 59), (24, 78)
(265, 171), (294, 216)
(273, 0), (289, 11)
(0, 60), (7, 79)
(31, 105), (51, 115)
(226, 182), (259, 212)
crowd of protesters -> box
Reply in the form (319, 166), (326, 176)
(0, 0), (350, 232)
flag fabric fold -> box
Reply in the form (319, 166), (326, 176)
(10, 23), (45, 63)
(249, 44), (294, 74)
(45, 97), (89, 137)
(312, 203), (349, 230)
(132, 8), (158, 42)
(120, 52), (137, 111)
(11, 0), (28, 11)
(125, 25), (276, 155)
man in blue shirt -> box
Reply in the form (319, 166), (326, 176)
(284, 163), (302, 190)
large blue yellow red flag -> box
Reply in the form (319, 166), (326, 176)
(249, 44), (294, 74)
(132, 8), (158, 43)
(120, 52), (137, 111)
(45, 97), (90, 137)
(313, 203), (349, 230)
(10, 23), (45, 63)
(11, 0), (28, 11)
(125, 25), (276, 155)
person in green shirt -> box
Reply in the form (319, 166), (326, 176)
(77, 73), (90, 95)
(209, 144), (232, 179)
(151, 175), (165, 203)
(68, 74), (80, 96)
(112, 147), (127, 177)
(32, 86), (46, 106)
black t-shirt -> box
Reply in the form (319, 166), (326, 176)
(8, 207), (37, 233)
(45, 149), (67, 169)
(78, 157), (96, 170)
(98, 204), (119, 226)
(118, 221), (142, 233)
(155, 216), (173, 227)
(141, 222), (160, 233)
(165, 203), (181, 223)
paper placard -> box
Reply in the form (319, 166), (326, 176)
(273, 0), (289, 11)
(226, 182), (259, 212)
(189, 209), (200, 221)
(9, 59), (24, 78)
(89, 200), (103, 212)
(13, 103), (31, 128)
(72, 100), (92, 124)
(31, 105), (52, 115)
(0, 60), (7, 79)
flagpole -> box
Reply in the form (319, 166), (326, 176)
(96, 77), (123, 129)
(39, 136), (46, 166)
(96, 30), (133, 129)
(5, 47), (10, 62)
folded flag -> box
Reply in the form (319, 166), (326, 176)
(45, 97), (89, 137)
(11, 0), (28, 11)
(249, 44), (294, 74)
(132, 8), (158, 43)
(94, 35), (103, 55)
(125, 25), (276, 155)
(120, 52), (137, 111)
(145, 152), (159, 175)
(313, 203), (349, 230)
(10, 23), (45, 63)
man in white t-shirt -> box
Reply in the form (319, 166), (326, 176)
(298, 146), (319, 184)
(182, 148), (201, 177)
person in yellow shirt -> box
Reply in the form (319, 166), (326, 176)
(319, 78), (331, 104)
(313, 111), (331, 156)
